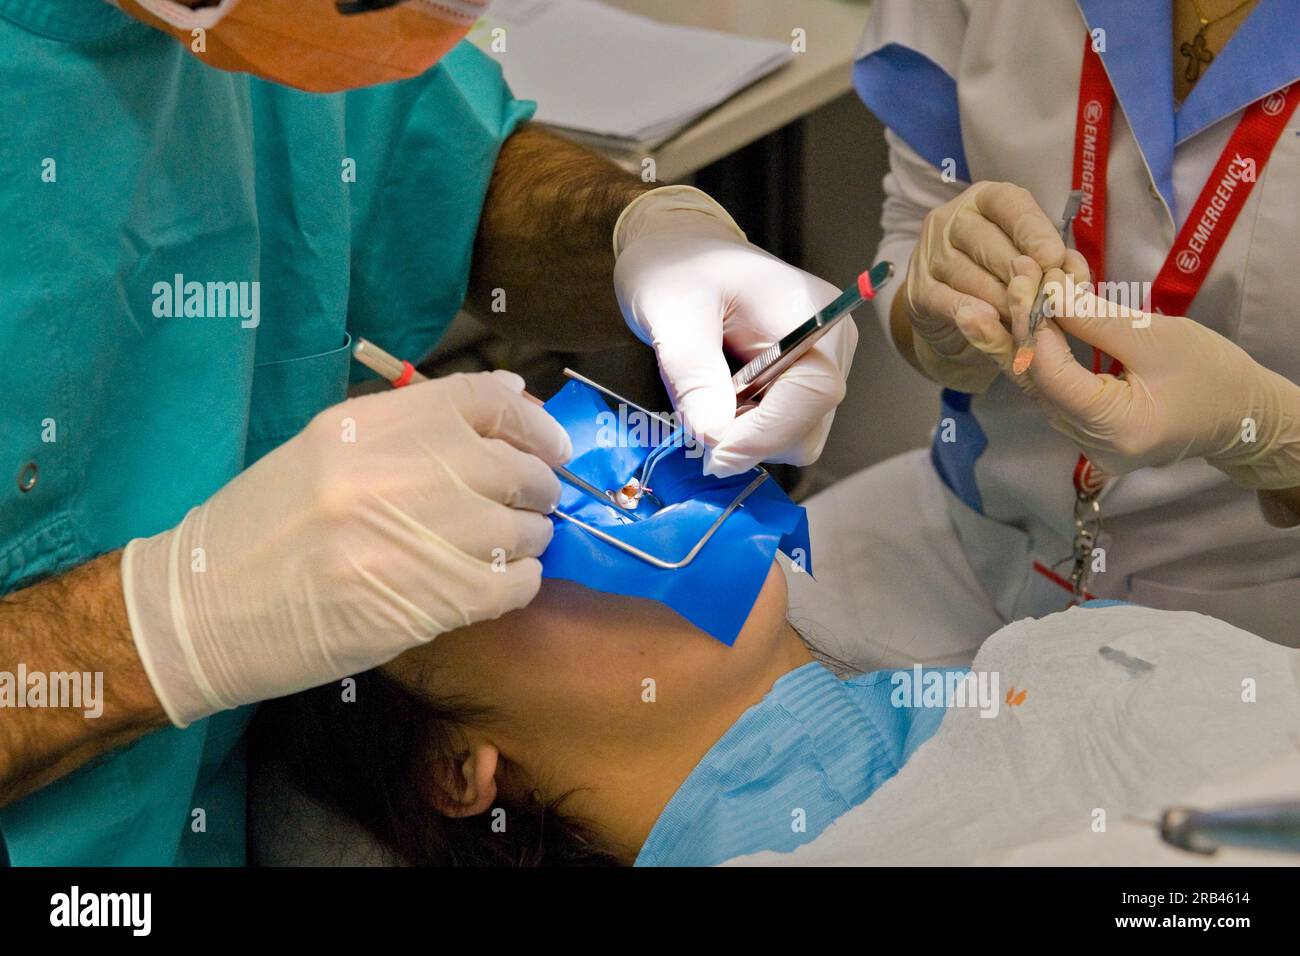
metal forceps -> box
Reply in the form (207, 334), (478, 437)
(1014, 190), (1086, 374)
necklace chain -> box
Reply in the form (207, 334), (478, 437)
(1188, 0), (1255, 29)
(1181, 0), (1254, 84)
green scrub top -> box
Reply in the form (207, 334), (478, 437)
(0, 0), (533, 865)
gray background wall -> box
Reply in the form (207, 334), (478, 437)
(798, 92), (938, 494)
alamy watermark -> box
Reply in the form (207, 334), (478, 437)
(152, 273), (259, 328)
(50, 886), (151, 936)
(890, 666), (1001, 718)
(595, 404), (703, 459)
(1042, 274), (1155, 326)
(0, 664), (103, 718)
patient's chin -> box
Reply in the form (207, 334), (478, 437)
(531, 563), (787, 640)
(387, 559), (794, 713)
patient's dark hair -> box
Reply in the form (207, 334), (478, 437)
(250, 669), (621, 867)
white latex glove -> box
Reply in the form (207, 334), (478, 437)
(1012, 271), (1300, 490)
(613, 185), (857, 478)
(121, 370), (571, 727)
(903, 181), (1090, 392)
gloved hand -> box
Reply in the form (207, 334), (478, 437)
(1014, 272), (1300, 489)
(121, 370), (571, 727)
(613, 185), (857, 478)
(902, 181), (1090, 392)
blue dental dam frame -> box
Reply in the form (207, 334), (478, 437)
(540, 371), (811, 645)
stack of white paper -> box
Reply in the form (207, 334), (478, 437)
(473, 0), (793, 150)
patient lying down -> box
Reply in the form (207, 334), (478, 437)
(251, 562), (953, 866)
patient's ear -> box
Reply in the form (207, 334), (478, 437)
(430, 743), (499, 818)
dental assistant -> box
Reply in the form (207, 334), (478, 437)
(789, 0), (1300, 668)
(0, 0), (856, 865)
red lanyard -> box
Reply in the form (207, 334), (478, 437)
(1068, 38), (1299, 494)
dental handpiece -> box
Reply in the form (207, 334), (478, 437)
(1154, 799), (1300, 856)
(1013, 190), (1086, 375)
(732, 260), (894, 414)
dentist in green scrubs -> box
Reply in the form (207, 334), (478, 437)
(0, 0), (859, 865)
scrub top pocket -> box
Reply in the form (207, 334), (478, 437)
(244, 334), (354, 465)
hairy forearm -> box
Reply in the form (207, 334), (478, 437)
(0, 551), (167, 808)
(466, 124), (653, 349)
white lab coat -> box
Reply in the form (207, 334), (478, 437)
(791, 0), (1299, 661)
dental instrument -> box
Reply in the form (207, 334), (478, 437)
(559, 367), (680, 505)
(1012, 190), (1085, 375)
(1157, 799), (1300, 856)
(731, 260), (894, 413)
(555, 367), (772, 569)
(350, 340), (772, 570)
(1125, 798), (1300, 856)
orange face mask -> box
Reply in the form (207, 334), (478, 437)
(115, 0), (487, 92)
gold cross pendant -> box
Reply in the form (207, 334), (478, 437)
(1181, 27), (1214, 83)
